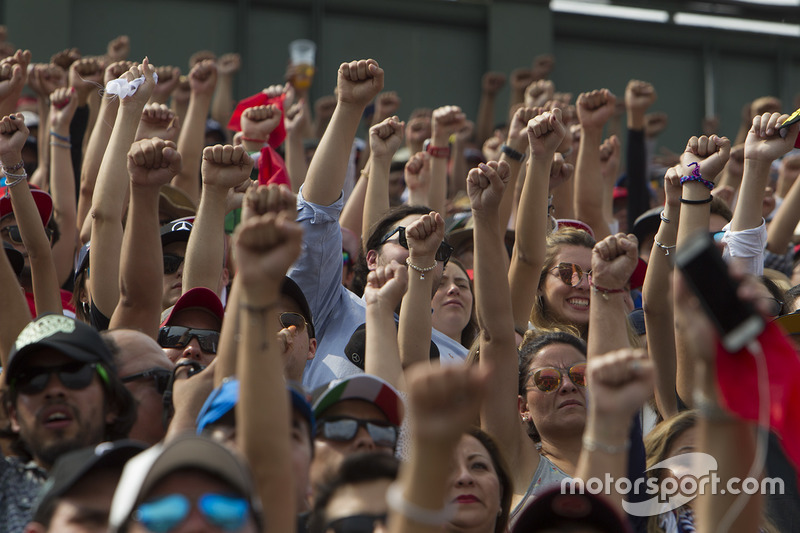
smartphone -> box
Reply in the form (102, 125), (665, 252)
(674, 231), (764, 352)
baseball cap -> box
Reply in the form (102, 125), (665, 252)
(158, 185), (196, 222)
(74, 242), (90, 279)
(195, 378), (316, 440)
(6, 314), (115, 383)
(159, 217), (194, 248)
(632, 206), (663, 246)
(774, 310), (800, 336)
(0, 184), (54, 226)
(312, 374), (404, 426)
(160, 287), (224, 328)
(108, 434), (263, 533)
(282, 277), (314, 339)
(511, 486), (632, 533)
(555, 219), (595, 239)
(32, 440), (147, 523)
(4, 242), (23, 277)
(629, 257), (648, 290)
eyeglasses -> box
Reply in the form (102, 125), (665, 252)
(280, 312), (307, 332)
(317, 417), (398, 448)
(527, 362), (587, 393)
(1, 224), (53, 245)
(12, 362), (107, 396)
(134, 493), (250, 533)
(549, 262), (592, 288)
(158, 326), (219, 354)
(163, 253), (185, 275)
(379, 226), (454, 264)
(326, 513), (388, 533)
(121, 367), (172, 395)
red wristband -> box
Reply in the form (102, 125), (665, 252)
(590, 281), (626, 301)
(426, 144), (451, 159)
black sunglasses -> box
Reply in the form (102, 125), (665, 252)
(163, 253), (185, 275)
(121, 367), (172, 395)
(379, 226), (453, 264)
(158, 326), (219, 354)
(316, 417), (398, 448)
(326, 514), (388, 533)
(12, 362), (107, 396)
(1, 224), (53, 245)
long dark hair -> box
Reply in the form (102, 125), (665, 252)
(466, 427), (513, 533)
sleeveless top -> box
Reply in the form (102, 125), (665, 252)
(507, 453), (571, 529)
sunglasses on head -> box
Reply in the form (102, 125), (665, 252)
(326, 513), (388, 533)
(379, 226), (454, 264)
(12, 362), (107, 396)
(163, 253), (185, 275)
(549, 262), (592, 288)
(134, 493), (249, 533)
(158, 326), (219, 354)
(1, 224), (53, 245)
(121, 367), (172, 395)
(317, 417), (398, 449)
(527, 362), (587, 393)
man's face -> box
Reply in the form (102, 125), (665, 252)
(161, 308), (221, 366)
(161, 241), (187, 310)
(112, 330), (175, 445)
(8, 349), (112, 469)
(279, 295), (316, 383)
(310, 400), (396, 494)
(369, 214), (445, 291)
(323, 479), (391, 533)
(43, 468), (121, 533)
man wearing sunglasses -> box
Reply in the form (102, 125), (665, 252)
(158, 287), (224, 366)
(309, 375), (403, 497)
(159, 218), (194, 311)
(0, 314), (136, 533)
(279, 277), (317, 383)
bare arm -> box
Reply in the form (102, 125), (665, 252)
(475, 72), (505, 147)
(428, 106), (464, 218)
(283, 97), (309, 192)
(362, 117), (404, 246)
(364, 261), (408, 390)
(498, 107), (536, 241)
(211, 54), (240, 130)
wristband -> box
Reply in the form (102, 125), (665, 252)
(582, 436), (630, 454)
(386, 482), (455, 526)
(2, 160), (24, 172)
(50, 141), (72, 149)
(680, 196), (712, 205)
(426, 144), (451, 159)
(241, 137), (268, 144)
(680, 161), (714, 190)
(500, 143), (525, 161)
(590, 281), (626, 301)
(659, 211), (670, 224)
(406, 257), (437, 280)
(50, 130), (71, 142)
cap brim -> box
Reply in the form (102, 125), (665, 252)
(312, 374), (404, 425)
(0, 188), (53, 226)
(774, 311), (800, 336)
(160, 287), (224, 327)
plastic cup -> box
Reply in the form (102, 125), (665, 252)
(289, 39), (316, 90)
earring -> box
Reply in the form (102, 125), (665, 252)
(522, 414), (529, 422)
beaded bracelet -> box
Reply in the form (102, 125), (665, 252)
(2, 160), (24, 172)
(406, 257), (437, 280)
(680, 162), (714, 190)
(583, 435), (631, 454)
(590, 281), (626, 301)
(500, 143), (525, 161)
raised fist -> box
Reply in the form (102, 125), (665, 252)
(127, 138), (182, 187)
(337, 59), (384, 107)
(241, 105), (282, 142)
(201, 144), (254, 190)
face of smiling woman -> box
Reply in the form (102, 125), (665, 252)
(540, 245), (593, 328)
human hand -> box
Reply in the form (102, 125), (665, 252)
(526, 108), (566, 158)
(663, 166), (682, 208)
(216, 53), (241, 76)
(586, 348), (654, 418)
(151, 66), (181, 102)
(201, 144), (254, 191)
(455, 120), (474, 144)
(284, 99), (306, 134)
(189, 50), (216, 68)
(510, 67), (535, 93)
(242, 183), (296, 222)
(599, 135), (621, 183)
(337, 59), (384, 108)
(106, 35), (130, 63)
(69, 57), (104, 105)
(188, 59), (217, 97)
(373, 91), (401, 124)
(104, 60), (133, 85)
(136, 103), (180, 142)
(234, 211), (303, 287)
(506, 106), (537, 152)
(364, 259), (409, 309)
(590, 232), (639, 291)
(624, 79), (656, 115)
(531, 54), (555, 80)
(0, 50), (30, 103)
(127, 138), (182, 188)
(482, 134), (503, 162)
(576, 89), (617, 131)
(644, 112), (668, 139)
(49, 87), (78, 132)
(172, 75), (190, 105)
(406, 211), (446, 263)
(679, 134), (731, 183)
(27, 63), (66, 99)
(369, 115), (404, 160)
(50, 48), (80, 71)
(482, 71), (506, 96)
(406, 363), (487, 446)
(314, 95), (337, 124)
(0, 113), (28, 161)
(745, 112), (799, 163)
(525, 79), (554, 108)
(467, 160), (511, 215)
(404, 151), (430, 195)
(241, 104), (282, 142)
(549, 152), (574, 191)
(432, 105), (467, 143)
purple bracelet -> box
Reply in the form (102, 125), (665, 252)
(680, 162), (714, 190)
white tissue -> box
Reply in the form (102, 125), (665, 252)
(104, 72), (158, 99)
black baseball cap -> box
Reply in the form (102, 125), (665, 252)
(282, 277), (315, 339)
(159, 217), (194, 247)
(3, 242), (23, 278)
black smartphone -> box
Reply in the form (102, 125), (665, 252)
(674, 231), (764, 352)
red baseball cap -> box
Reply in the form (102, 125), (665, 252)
(0, 184), (53, 226)
(160, 287), (224, 328)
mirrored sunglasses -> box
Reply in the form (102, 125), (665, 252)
(134, 493), (249, 533)
(528, 362), (587, 393)
(549, 262), (592, 288)
(379, 226), (453, 264)
(317, 417), (398, 448)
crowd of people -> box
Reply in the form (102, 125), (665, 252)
(0, 26), (799, 533)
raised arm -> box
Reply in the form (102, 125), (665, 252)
(26, 62), (65, 190)
(283, 95), (309, 192)
(404, 151), (431, 208)
(304, 59), (384, 206)
(0, 114), (61, 315)
(173, 60), (217, 204)
(509, 109), (565, 329)
(498, 106), (537, 236)
(625, 80), (657, 229)
(183, 144), (253, 295)
(239, 104), (281, 155)
(643, 168), (681, 419)
(574, 89), (616, 240)
(428, 106), (465, 217)
(110, 138), (182, 336)
(399, 211), (446, 368)
(364, 260), (408, 389)
(235, 208), (303, 533)
(211, 53), (240, 131)
(0, 50), (30, 118)
(149, 65), (181, 105)
(767, 161), (800, 255)
(362, 116), (404, 243)
(476, 72), (506, 146)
